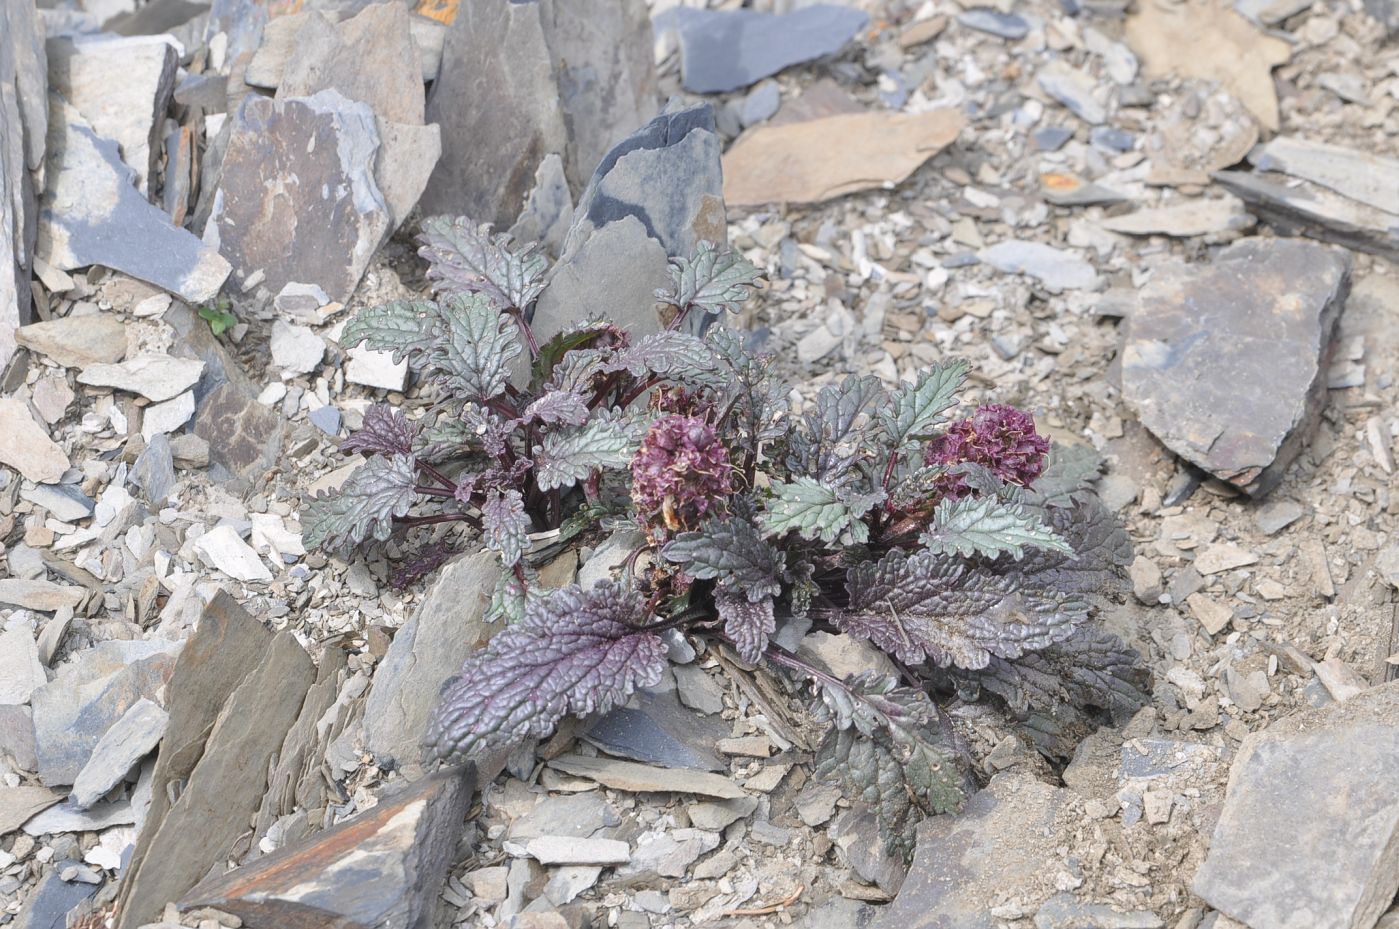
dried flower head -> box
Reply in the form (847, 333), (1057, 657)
(925, 403), (1050, 497)
(631, 414), (733, 532)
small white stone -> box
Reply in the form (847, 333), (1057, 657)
(141, 390), (196, 440)
(345, 343), (408, 391)
(270, 320), (325, 376)
(192, 525), (273, 582)
(524, 835), (630, 866)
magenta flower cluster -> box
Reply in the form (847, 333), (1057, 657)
(631, 414), (733, 531)
(924, 403), (1049, 498)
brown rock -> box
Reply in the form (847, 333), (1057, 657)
(181, 766), (476, 929)
(0, 785), (64, 835)
(276, 5), (425, 126)
(15, 313), (127, 368)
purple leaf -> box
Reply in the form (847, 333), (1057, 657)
(303, 454), (417, 552)
(417, 215), (548, 309)
(718, 590), (775, 664)
(340, 404), (416, 457)
(662, 516), (784, 601)
(482, 488), (531, 566)
(426, 581), (667, 761)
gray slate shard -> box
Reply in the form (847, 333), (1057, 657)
(0, 704), (38, 772)
(583, 687), (729, 772)
(1120, 237), (1350, 497)
(207, 89), (389, 304)
(422, 0), (656, 228)
(508, 151), (574, 257)
(180, 766), (475, 929)
(30, 638), (182, 787)
(131, 432), (176, 503)
(0, 0), (47, 371)
(37, 96), (231, 302)
(870, 773), (1070, 929)
(12, 869), (97, 929)
(654, 4), (867, 95)
(1194, 681), (1399, 929)
(363, 551), (503, 779)
(46, 34), (178, 197)
(957, 8), (1031, 39)
(1214, 170), (1399, 263)
(70, 696), (168, 809)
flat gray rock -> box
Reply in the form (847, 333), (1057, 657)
(870, 773), (1071, 928)
(46, 34), (177, 196)
(36, 96), (230, 301)
(1250, 135), (1399, 216)
(1194, 681), (1399, 929)
(10, 869), (96, 929)
(14, 312), (127, 368)
(374, 117), (441, 231)
(656, 5), (867, 94)
(978, 240), (1100, 292)
(1099, 197), (1254, 238)
(70, 696), (168, 809)
(508, 151), (574, 256)
(0, 624), (46, 705)
(363, 551), (502, 777)
(0, 577), (84, 612)
(22, 795), (136, 834)
(1215, 170), (1399, 263)
(207, 89), (390, 304)
(30, 638), (181, 786)
(130, 432), (176, 503)
(275, 5), (424, 125)
(77, 353), (204, 402)
(957, 8), (1030, 38)
(1121, 237), (1350, 497)
(20, 482), (95, 522)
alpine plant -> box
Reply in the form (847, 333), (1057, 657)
(305, 216), (1147, 861)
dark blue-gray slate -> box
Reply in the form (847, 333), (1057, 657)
(655, 4), (868, 94)
(957, 8), (1031, 39)
(12, 870), (97, 929)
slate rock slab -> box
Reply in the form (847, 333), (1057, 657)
(363, 551), (502, 777)
(47, 35), (177, 196)
(77, 353), (204, 402)
(584, 687), (728, 772)
(207, 89), (390, 304)
(1120, 237), (1350, 497)
(181, 766), (475, 929)
(37, 96), (230, 301)
(0, 704), (39, 771)
(0, 785), (64, 835)
(11, 870), (97, 929)
(15, 313), (127, 368)
(655, 5), (868, 94)
(1215, 170), (1399, 263)
(70, 696), (168, 809)
(1194, 681), (1399, 929)
(870, 773), (1071, 928)
(1, 0), (47, 372)
(0, 397), (69, 485)
(0, 624), (46, 705)
(30, 638), (181, 786)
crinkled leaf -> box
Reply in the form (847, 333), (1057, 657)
(831, 549), (1088, 669)
(950, 627), (1148, 759)
(920, 495), (1072, 560)
(1027, 442), (1104, 509)
(1000, 497), (1130, 598)
(416, 413), (479, 464)
(418, 215), (548, 309)
(718, 591), (775, 664)
(303, 455), (417, 552)
(814, 673), (969, 860)
(789, 374), (884, 483)
(341, 404), (416, 457)
(707, 327), (788, 451)
(662, 516), (785, 602)
(340, 299), (438, 363)
(878, 360), (969, 450)
(533, 411), (645, 491)
(429, 293), (523, 400)
(426, 581), (667, 760)
(608, 331), (718, 381)
(888, 463), (949, 512)
(544, 347), (609, 395)
(524, 390), (590, 427)
(486, 564), (536, 625)
(657, 240), (763, 316)
(758, 478), (882, 544)
(390, 540), (458, 590)
(482, 488), (531, 566)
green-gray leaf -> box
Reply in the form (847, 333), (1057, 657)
(533, 412), (644, 491)
(418, 215), (548, 310)
(303, 455), (417, 552)
(920, 495), (1073, 560)
(879, 360), (969, 450)
(429, 293), (523, 401)
(662, 517), (785, 601)
(656, 240), (764, 316)
(758, 478), (882, 544)
(482, 488), (531, 567)
(340, 299), (439, 364)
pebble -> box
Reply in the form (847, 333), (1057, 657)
(957, 8), (1030, 39)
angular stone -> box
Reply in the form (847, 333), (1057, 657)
(957, 8), (1030, 38)
(0, 704), (38, 771)
(140, 390), (195, 439)
(11, 869), (96, 929)
(1249, 137), (1399, 216)
(31, 639), (181, 786)
(1039, 171), (1126, 207)
(0, 624), (46, 705)
(547, 754), (749, 799)
(1194, 681), (1399, 929)
(47, 35), (177, 196)
(181, 767), (474, 929)
(525, 835), (630, 866)
(508, 792), (621, 842)
(0, 578), (85, 612)
(871, 774), (1071, 927)
(1099, 197), (1254, 238)
(245, 9), (444, 88)
(363, 551), (502, 776)
(622, 828), (719, 879)
(193, 524), (273, 582)
(584, 687), (728, 772)
(0, 398), (69, 484)
(673, 663), (725, 716)
(508, 151), (574, 256)
(344, 342), (408, 391)
(375, 118), (442, 231)
(15, 313), (126, 367)
(193, 380), (286, 484)
(78, 353), (204, 402)
(115, 592), (274, 929)
(1145, 87), (1258, 188)
(207, 90), (390, 304)
(269, 319), (324, 376)
(687, 796), (757, 831)
(37, 96), (230, 301)
(978, 240), (1100, 292)
(422, 0), (655, 226)
(0, 786), (63, 835)
(116, 630), (313, 928)
(69, 697), (167, 809)
(1037, 61), (1106, 124)
(724, 108), (965, 207)
(1215, 170), (1399, 263)
(21, 483), (94, 522)
(276, 5), (424, 125)
(655, 5), (867, 94)
(1121, 238), (1349, 497)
